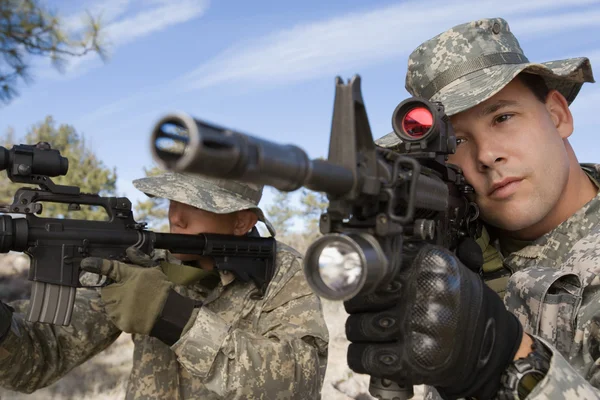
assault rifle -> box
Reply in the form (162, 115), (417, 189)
(0, 142), (276, 326)
(148, 75), (482, 400)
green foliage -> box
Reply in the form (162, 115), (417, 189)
(298, 188), (328, 234)
(264, 188), (329, 252)
(0, 0), (106, 104)
(133, 128), (190, 232)
(133, 166), (169, 232)
(265, 189), (298, 237)
(0, 116), (117, 220)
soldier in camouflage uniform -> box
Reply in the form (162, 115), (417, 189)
(0, 172), (329, 399)
(343, 17), (600, 399)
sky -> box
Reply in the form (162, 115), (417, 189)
(1, 0), (599, 227)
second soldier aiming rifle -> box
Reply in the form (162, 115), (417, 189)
(148, 74), (483, 400)
(0, 142), (277, 327)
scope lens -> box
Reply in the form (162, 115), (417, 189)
(317, 240), (364, 294)
(401, 107), (433, 138)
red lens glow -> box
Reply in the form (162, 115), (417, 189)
(402, 107), (433, 138)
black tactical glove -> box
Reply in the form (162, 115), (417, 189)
(345, 243), (523, 399)
(0, 302), (13, 344)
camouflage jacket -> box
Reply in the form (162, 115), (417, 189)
(425, 164), (600, 399)
(0, 241), (330, 399)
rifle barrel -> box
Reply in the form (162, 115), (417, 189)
(150, 113), (356, 196)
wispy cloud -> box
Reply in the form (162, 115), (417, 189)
(72, 82), (168, 126)
(102, 0), (209, 48)
(512, 9), (600, 37)
(77, 0), (600, 125)
(176, 0), (600, 91)
(62, 0), (132, 33)
(36, 0), (210, 80)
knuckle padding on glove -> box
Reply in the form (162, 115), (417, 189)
(347, 342), (404, 376)
(409, 246), (465, 369)
(346, 309), (404, 343)
(413, 246), (523, 398)
(344, 280), (405, 314)
(345, 244), (523, 398)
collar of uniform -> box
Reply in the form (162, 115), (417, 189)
(505, 182), (600, 266)
(489, 166), (600, 263)
(582, 163), (600, 189)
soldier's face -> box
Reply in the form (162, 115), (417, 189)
(447, 78), (574, 236)
(168, 200), (237, 262)
(168, 200), (237, 235)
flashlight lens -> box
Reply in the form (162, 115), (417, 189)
(318, 241), (363, 293)
(402, 107), (433, 138)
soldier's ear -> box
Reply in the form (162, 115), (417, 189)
(233, 210), (258, 235)
(545, 89), (573, 140)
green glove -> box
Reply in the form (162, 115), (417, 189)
(80, 248), (174, 335)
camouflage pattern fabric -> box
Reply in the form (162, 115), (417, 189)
(133, 172), (277, 236)
(0, 242), (329, 399)
(422, 165), (600, 399)
(396, 16), (599, 400)
(375, 16), (595, 150)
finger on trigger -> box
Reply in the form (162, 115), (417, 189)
(81, 258), (120, 281)
(125, 246), (156, 267)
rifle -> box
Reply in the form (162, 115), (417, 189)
(148, 75), (481, 400)
(0, 142), (276, 326)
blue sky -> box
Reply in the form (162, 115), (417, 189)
(1, 0), (599, 227)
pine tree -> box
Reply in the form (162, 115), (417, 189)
(0, 116), (117, 220)
(0, 0), (106, 104)
(133, 166), (169, 232)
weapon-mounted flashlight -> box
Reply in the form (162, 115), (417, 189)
(302, 97), (454, 302)
(303, 233), (389, 301)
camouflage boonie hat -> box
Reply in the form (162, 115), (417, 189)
(133, 172), (276, 236)
(376, 17), (595, 148)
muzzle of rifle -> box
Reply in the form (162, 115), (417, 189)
(150, 113), (356, 197)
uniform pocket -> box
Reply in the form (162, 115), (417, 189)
(505, 266), (582, 358)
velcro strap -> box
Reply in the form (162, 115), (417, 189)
(485, 276), (510, 298)
(421, 52), (529, 99)
(150, 290), (201, 346)
(483, 267), (512, 298)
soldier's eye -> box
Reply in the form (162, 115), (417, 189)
(494, 114), (513, 124)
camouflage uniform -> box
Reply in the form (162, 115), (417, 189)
(376, 17), (600, 400)
(0, 173), (329, 399)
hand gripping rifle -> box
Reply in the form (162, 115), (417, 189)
(148, 75), (482, 400)
(0, 142), (276, 326)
